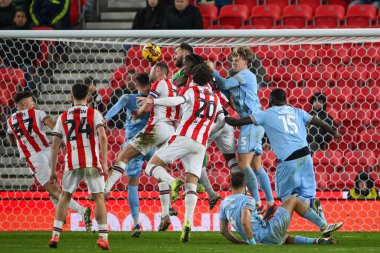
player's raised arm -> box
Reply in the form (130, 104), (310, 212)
(104, 95), (128, 122)
(219, 219), (245, 244)
(309, 116), (339, 139)
(225, 116), (255, 127)
(49, 134), (62, 184)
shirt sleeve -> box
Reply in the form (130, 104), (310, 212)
(219, 203), (227, 221)
(250, 111), (265, 126)
(298, 109), (313, 125)
(52, 116), (63, 139)
(213, 70), (241, 90)
(243, 196), (256, 212)
(38, 110), (49, 125)
(104, 95), (128, 122)
(94, 110), (105, 129)
(149, 80), (164, 98)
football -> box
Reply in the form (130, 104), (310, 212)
(142, 43), (162, 62)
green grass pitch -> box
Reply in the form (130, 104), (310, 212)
(1, 232), (379, 253)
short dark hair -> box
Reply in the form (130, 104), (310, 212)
(230, 172), (245, 189)
(177, 43), (193, 54)
(192, 63), (212, 86)
(154, 61), (169, 76)
(183, 53), (204, 66)
(14, 91), (33, 104)
(136, 72), (150, 87)
(72, 83), (89, 100)
(83, 76), (98, 87)
(270, 88), (287, 105)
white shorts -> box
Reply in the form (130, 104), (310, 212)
(62, 167), (105, 194)
(155, 135), (206, 178)
(208, 123), (236, 154)
(27, 148), (51, 186)
(129, 121), (175, 155)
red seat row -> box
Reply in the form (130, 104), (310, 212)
(199, 4), (380, 29)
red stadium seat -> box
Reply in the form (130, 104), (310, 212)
(271, 25), (298, 29)
(125, 46), (150, 69)
(315, 172), (330, 190)
(317, 44), (350, 66)
(358, 129), (380, 156)
(97, 87), (113, 104)
(197, 4), (218, 29)
(314, 5), (345, 28)
(328, 0), (349, 9)
(328, 172), (355, 190)
(250, 5), (281, 29)
(240, 25), (267, 29)
(265, 0), (290, 10)
(323, 86), (353, 110)
(288, 87), (320, 111)
(218, 5), (250, 28)
(266, 65), (303, 88)
(303, 65), (335, 88)
(262, 151), (277, 171)
(369, 172), (380, 188)
(339, 108), (372, 133)
(368, 66), (380, 87)
(107, 129), (125, 145)
(342, 150), (377, 173)
(345, 5), (377, 27)
(313, 150), (343, 173)
(325, 130), (358, 154)
(208, 25), (235, 29)
(258, 87), (279, 110)
(234, 0), (258, 10)
(334, 65), (369, 88)
(70, 0), (86, 26)
(372, 109), (380, 128)
(297, 0), (321, 10)
(282, 5), (313, 28)
(284, 44), (318, 69)
(352, 86), (380, 110)
(194, 47), (220, 62)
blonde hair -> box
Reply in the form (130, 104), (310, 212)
(232, 46), (254, 63)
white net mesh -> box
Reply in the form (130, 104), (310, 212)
(1, 31), (380, 232)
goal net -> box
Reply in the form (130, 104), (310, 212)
(0, 30), (379, 232)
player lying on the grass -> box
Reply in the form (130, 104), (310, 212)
(225, 88), (341, 237)
(48, 83), (110, 250)
(208, 46), (276, 218)
(138, 63), (225, 242)
(220, 172), (342, 245)
(106, 62), (180, 232)
(6, 91), (92, 230)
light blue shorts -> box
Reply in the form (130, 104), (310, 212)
(122, 140), (155, 178)
(260, 207), (291, 245)
(237, 124), (264, 155)
(275, 155), (316, 201)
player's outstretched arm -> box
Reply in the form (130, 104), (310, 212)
(309, 116), (339, 139)
(220, 219), (245, 244)
(225, 116), (254, 127)
(49, 135), (61, 184)
(104, 95), (128, 122)
(241, 208), (256, 245)
(138, 96), (186, 107)
(44, 117), (56, 130)
(97, 125), (108, 176)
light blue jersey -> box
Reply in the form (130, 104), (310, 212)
(252, 105), (312, 162)
(252, 105), (315, 200)
(105, 94), (150, 139)
(213, 69), (264, 154)
(219, 194), (265, 242)
(213, 69), (261, 117)
(105, 93), (153, 178)
(220, 194), (292, 245)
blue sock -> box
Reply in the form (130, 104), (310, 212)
(294, 236), (315, 244)
(242, 167), (260, 203)
(303, 208), (325, 229)
(128, 185), (139, 226)
(254, 168), (274, 203)
(297, 196), (327, 225)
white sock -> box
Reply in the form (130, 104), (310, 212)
(184, 183), (198, 224)
(68, 199), (85, 216)
(98, 224), (108, 239)
(147, 164), (175, 185)
(52, 220), (64, 238)
(228, 158), (240, 173)
(199, 167), (216, 197)
(104, 161), (125, 192)
(158, 182), (170, 217)
(133, 217), (139, 226)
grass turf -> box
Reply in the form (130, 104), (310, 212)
(0, 232), (379, 253)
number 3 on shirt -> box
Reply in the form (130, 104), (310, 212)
(279, 115), (299, 134)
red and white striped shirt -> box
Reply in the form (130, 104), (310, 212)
(148, 78), (179, 125)
(171, 85), (222, 146)
(52, 105), (104, 170)
(7, 109), (50, 159)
